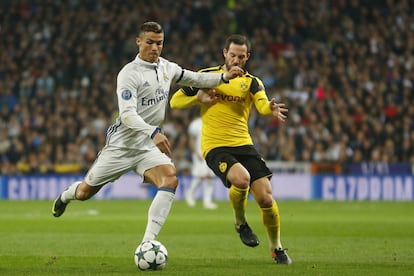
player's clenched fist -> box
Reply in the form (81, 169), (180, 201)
(223, 66), (244, 80)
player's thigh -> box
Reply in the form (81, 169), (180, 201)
(134, 148), (176, 188)
(85, 146), (137, 186)
(205, 149), (241, 188)
(227, 162), (250, 187)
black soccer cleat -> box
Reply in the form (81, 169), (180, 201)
(272, 248), (292, 265)
(52, 195), (68, 217)
(235, 223), (259, 247)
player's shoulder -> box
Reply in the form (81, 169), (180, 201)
(198, 66), (222, 73)
(158, 56), (179, 68)
(157, 57), (182, 74)
(119, 60), (138, 75)
(158, 56), (170, 65)
(242, 71), (265, 93)
(117, 60), (144, 85)
(117, 63), (131, 81)
(244, 71), (264, 83)
(244, 71), (261, 81)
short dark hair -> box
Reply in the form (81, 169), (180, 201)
(224, 34), (251, 52)
(139, 21), (163, 36)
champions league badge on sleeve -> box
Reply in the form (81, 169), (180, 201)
(121, 89), (132, 100)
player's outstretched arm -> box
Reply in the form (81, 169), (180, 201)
(178, 66), (243, 89)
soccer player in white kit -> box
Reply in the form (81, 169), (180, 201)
(185, 116), (217, 209)
(51, 22), (243, 244)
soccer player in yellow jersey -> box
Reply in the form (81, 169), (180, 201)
(170, 34), (292, 264)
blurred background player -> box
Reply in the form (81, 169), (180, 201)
(185, 116), (218, 209)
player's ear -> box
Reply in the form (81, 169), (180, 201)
(223, 48), (228, 58)
(246, 52), (250, 60)
(136, 37), (141, 47)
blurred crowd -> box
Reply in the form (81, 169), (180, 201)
(1, 0), (414, 175)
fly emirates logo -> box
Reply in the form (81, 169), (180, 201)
(141, 88), (167, 106)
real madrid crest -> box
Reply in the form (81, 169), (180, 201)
(163, 71), (169, 81)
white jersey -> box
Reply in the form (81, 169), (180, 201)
(106, 55), (224, 150)
(188, 117), (215, 177)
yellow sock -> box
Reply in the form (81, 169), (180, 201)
(229, 185), (249, 226)
(261, 200), (282, 250)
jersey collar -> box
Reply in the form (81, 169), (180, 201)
(135, 54), (158, 68)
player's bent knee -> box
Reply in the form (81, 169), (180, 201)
(256, 195), (274, 208)
(231, 179), (250, 189)
(163, 175), (178, 189)
(228, 174), (250, 189)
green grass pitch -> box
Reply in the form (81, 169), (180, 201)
(0, 199), (413, 275)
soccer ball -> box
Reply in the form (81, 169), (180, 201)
(134, 240), (168, 271)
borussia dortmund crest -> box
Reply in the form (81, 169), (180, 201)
(219, 162), (227, 173)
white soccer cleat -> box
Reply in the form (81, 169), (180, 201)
(203, 202), (218, 210)
(185, 191), (196, 207)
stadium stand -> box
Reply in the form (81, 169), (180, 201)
(0, 0), (413, 174)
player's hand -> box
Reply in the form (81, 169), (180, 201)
(152, 132), (172, 157)
(269, 98), (288, 122)
(197, 89), (218, 106)
(223, 66), (244, 80)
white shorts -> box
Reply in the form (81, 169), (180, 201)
(191, 157), (215, 178)
(85, 145), (173, 186)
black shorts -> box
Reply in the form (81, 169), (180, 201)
(205, 145), (272, 188)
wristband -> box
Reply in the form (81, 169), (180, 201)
(151, 127), (162, 139)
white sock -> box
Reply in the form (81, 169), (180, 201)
(203, 179), (215, 205)
(60, 181), (81, 203)
(142, 188), (175, 242)
(187, 178), (200, 197)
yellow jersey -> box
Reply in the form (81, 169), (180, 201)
(170, 66), (273, 158)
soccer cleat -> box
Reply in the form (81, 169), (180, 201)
(235, 223), (259, 247)
(52, 195), (68, 217)
(272, 248), (292, 265)
(203, 202), (218, 210)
